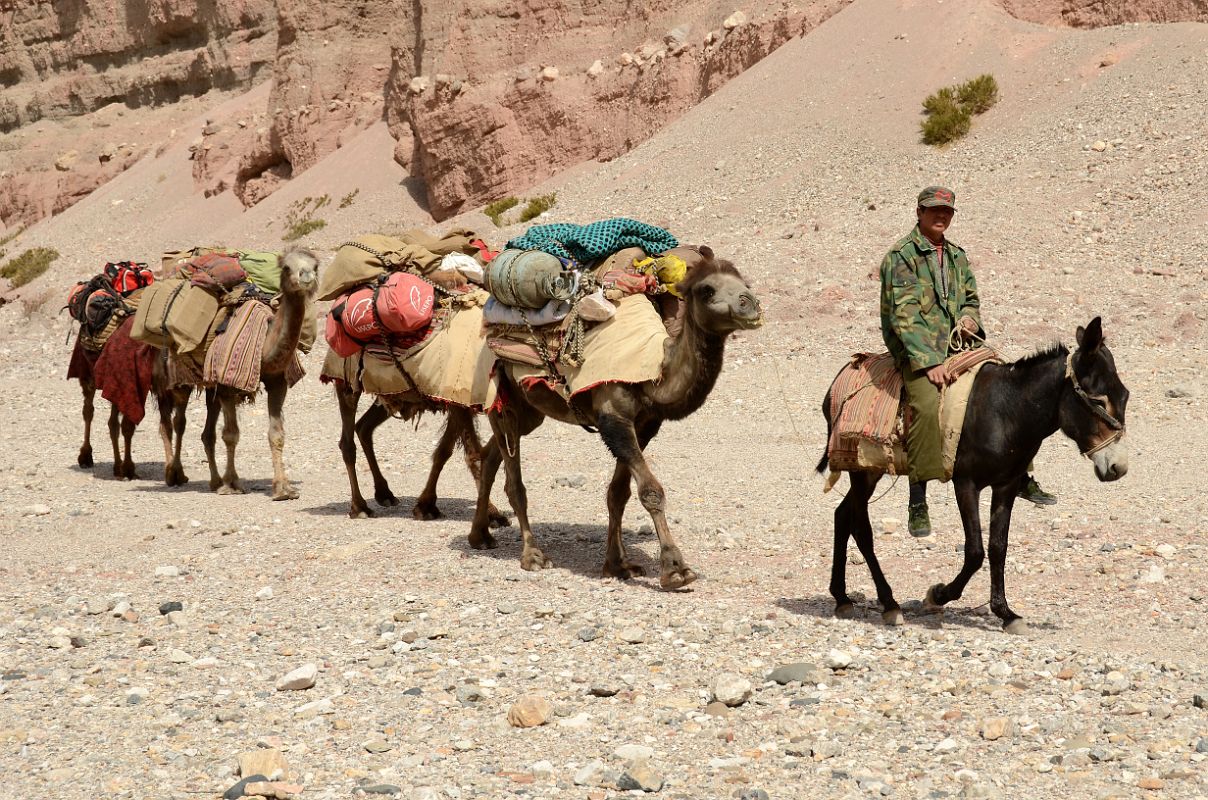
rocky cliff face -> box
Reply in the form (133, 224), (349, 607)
(4, 0), (1207, 232)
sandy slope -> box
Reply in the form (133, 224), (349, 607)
(0, 1), (1205, 798)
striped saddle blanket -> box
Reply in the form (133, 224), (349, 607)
(824, 347), (998, 485)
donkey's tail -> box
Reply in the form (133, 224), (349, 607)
(816, 386), (833, 474)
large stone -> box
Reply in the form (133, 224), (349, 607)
(573, 760), (605, 786)
(981, 717), (1010, 741)
(276, 663), (318, 691)
(507, 695), (553, 728)
(824, 649), (852, 670)
(711, 673), (752, 707)
(617, 763), (664, 792)
(238, 749), (288, 780)
(723, 11), (747, 30)
(768, 663), (820, 685)
(614, 744), (654, 762)
(54, 150), (79, 171)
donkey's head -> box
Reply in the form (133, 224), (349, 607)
(1061, 317), (1128, 481)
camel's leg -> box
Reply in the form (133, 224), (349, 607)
(264, 374), (297, 500)
(336, 383), (374, 518)
(924, 477), (985, 612)
(468, 433), (504, 551)
(167, 389), (190, 486)
(79, 379), (96, 468)
(413, 411), (461, 521)
(355, 401), (397, 508)
(830, 471), (882, 618)
(202, 387), (222, 490)
(601, 422), (659, 580)
(216, 388), (245, 495)
(119, 413), (138, 480)
(597, 415), (697, 589)
(157, 391), (175, 484)
(489, 408), (550, 571)
(456, 413), (509, 528)
(107, 403), (123, 478)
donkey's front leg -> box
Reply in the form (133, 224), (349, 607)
(987, 482), (1026, 634)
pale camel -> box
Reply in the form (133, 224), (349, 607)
(468, 249), (763, 588)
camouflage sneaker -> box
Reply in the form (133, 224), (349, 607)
(1018, 476), (1058, 506)
(908, 502), (932, 538)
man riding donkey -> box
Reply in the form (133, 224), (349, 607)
(880, 186), (1055, 537)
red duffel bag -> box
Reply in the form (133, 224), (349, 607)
(326, 272), (436, 357)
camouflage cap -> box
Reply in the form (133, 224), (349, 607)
(917, 186), (956, 209)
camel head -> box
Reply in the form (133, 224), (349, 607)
(280, 246), (320, 297)
(676, 246), (763, 335)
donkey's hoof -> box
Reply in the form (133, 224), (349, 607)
(412, 503), (443, 521)
(922, 584), (947, 614)
(78, 449), (94, 469)
(375, 490), (400, 508)
(834, 603), (856, 619)
(468, 529), (498, 550)
(1003, 618), (1029, 636)
(660, 567), (698, 590)
(521, 549), (552, 571)
(882, 608), (905, 627)
(350, 507), (373, 520)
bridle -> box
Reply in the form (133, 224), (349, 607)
(1064, 350), (1125, 457)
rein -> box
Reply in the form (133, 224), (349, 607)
(1063, 350), (1125, 456)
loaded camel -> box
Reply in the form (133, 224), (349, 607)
(182, 247), (319, 500)
(468, 248), (764, 589)
(817, 317), (1129, 632)
(331, 262), (509, 525)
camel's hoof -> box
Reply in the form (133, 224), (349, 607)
(375, 490), (400, 508)
(660, 567), (699, 590)
(487, 507), (510, 529)
(78, 449), (94, 469)
(1003, 618), (1029, 636)
(350, 508), (372, 520)
(468, 529), (498, 550)
(521, 549), (552, 571)
(209, 478), (223, 491)
(602, 560), (647, 580)
(164, 467), (188, 487)
(216, 484), (245, 496)
(922, 584), (946, 614)
(412, 503), (443, 521)
(272, 487), (299, 501)
(882, 608), (905, 627)
(834, 603), (857, 619)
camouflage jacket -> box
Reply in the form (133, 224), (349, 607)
(879, 226), (982, 371)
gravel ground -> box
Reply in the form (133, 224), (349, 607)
(1, 1), (1206, 799)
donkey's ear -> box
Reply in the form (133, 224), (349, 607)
(1077, 317), (1103, 352)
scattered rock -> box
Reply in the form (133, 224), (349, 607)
(241, 781), (303, 799)
(276, 663), (318, 691)
(158, 601), (183, 615)
(363, 738), (392, 754)
(224, 775), (270, 800)
(981, 717), (1010, 741)
(614, 743), (654, 762)
(238, 749), (289, 781)
(507, 694), (553, 728)
(590, 683), (621, 697)
(540, 66), (559, 82)
(54, 150), (79, 171)
(574, 760), (606, 787)
(617, 762), (665, 792)
(154, 565), (180, 578)
(879, 517), (900, 535)
(168, 648), (193, 664)
(456, 684), (485, 704)
(255, 586), (274, 601)
(768, 663), (820, 685)
(577, 626), (600, 642)
(723, 10), (747, 30)
(824, 649), (852, 670)
(586, 60), (604, 78)
(619, 627), (646, 644)
(358, 786), (402, 796)
(1091, 140), (1108, 152)
(711, 673), (752, 707)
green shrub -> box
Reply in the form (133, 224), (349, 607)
(957, 74), (999, 115)
(0, 247), (60, 288)
(920, 105), (972, 146)
(339, 189), (359, 209)
(517, 193), (557, 223)
(920, 73), (997, 146)
(282, 195), (329, 242)
(484, 196), (519, 227)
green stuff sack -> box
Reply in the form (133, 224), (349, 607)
(131, 278), (186, 348)
(239, 251), (282, 294)
(319, 235), (444, 301)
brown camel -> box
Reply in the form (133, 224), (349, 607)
(334, 386), (509, 526)
(71, 320), (190, 484)
(467, 250), (763, 588)
(330, 262), (509, 524)
(190, 247), (319, 500)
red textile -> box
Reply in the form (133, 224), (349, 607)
(93, 317), (157, 424)
(66, 336), (97, 383)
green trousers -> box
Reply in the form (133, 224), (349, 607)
(901, 361), (944, 483)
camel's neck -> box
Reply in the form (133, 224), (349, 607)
(261, 291), (308, 374)
(645, 311), (728, 421)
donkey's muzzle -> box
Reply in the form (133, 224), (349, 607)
(1091, 441), (1128, 482)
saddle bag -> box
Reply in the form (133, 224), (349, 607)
(325, 272), (436, 357)
(319, 235), (443, 301)
(130, 278), (188, 349)
(103, 261), (155, 295)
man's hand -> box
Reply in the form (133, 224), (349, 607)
(926, 363), (951, 387)
(958, 315), (979, 337)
